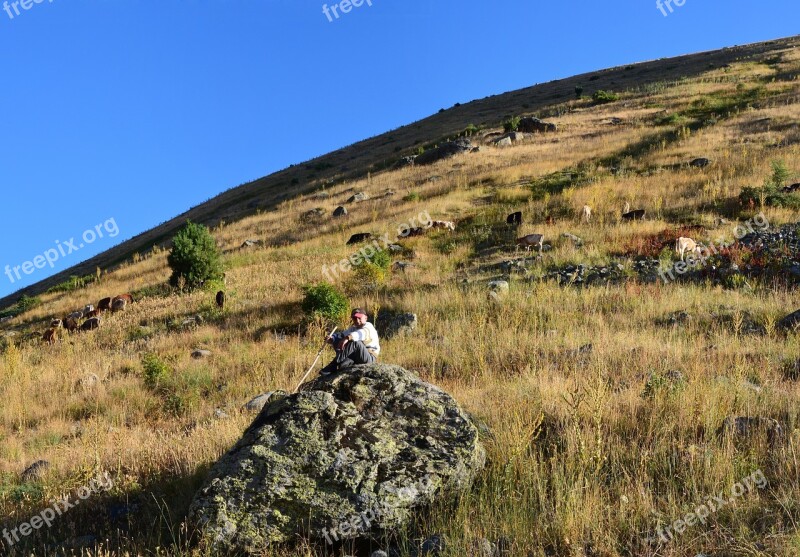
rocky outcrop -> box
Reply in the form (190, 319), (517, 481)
(189, 364), (486, 554)
(414, 139), (473, 166)
(517, 117), (557, 133)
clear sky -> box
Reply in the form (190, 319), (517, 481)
(0, 0), (797, 300)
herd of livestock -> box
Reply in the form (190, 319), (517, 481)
(41, 293), (134, 344)
(34, 201), (705, 345)
(343, 203), (703, 263)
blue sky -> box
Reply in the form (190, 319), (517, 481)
(0, 0), (797, 300)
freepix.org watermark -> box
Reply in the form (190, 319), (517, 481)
(3, 0), (54, 21)
(321, 473), (436, 544)
(658, 213), (769, 284)
(656, 0), (686, 17)
(2, 472), (113, 548)
(322, 0), (372, 22)
(321, 210), (432, 282)
(645, 469), (767, 545)
(4, 217), (120, 285)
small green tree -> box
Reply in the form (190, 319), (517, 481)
(167, 221), (224, 289)
(769, 159), (790, 189)
(302, 283), (349, 323)
(574, 86), (584, 99)
(592, 90), (619, 104)
(503, 116), (521, 133)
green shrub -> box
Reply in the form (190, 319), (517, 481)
(592, 90), (619, 104)
(302, 283), (349, 323)
(738, 160), (799, 208)
(350, 261), (387, 291)
(0, 295), (42, 320)
(364, 249), (391, 271)
(403, 191), (421, 202)
(463, 124), (480, 136)
(503, 116), (521, 133)
(574, 86), (584, 99)
(141, 353), (171, 390)
(46, 274), (94, 294)
(167, 221), (225, 289)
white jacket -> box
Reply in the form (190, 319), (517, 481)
(339, 322), (380, 355)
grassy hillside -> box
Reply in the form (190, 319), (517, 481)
(1, 36), (800, 556)
(1, 35), (797, 309)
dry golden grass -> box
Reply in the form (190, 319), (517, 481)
(1, 44), (800, 556)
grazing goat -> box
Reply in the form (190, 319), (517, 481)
(347, 233), (372, 245)
(506, 211), (522, 225)
(675, 237), (702, 261)
(42, 328), (59, 344)
(216, 290), (226, 309)
(623, 202), (631, 214)
(81, 317), (101, 331)
(97, 297), (113, 311)
(431, 220), (456, 231)
(622, 209), (646, 221)
(581, 205), (592, 223)
(516, 234), (544, 252)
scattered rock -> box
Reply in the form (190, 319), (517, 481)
(421, 533), (446, 555)
(779, 309), (800, 332)
(214, 409), (229, 420)
(392, 261), (414, 272)
(718, 416), (784, 445)
(347, 192), (370, 203)
(379, 311), (418, 338)
(494, 136), (512, 147)
(189, 364), (485, 552)
(394, 156), (416, 169)
(181, 315), (204, 329)
(302, 208), (325, 221)
(21, 460), (50, 482)
(487, 280), (509, 294)
(192, 349), (213, 359)
(77, 373), (100, 391)
(241, 239), (263, 248)
(387, 244), (404, 253)
(561, 232), (584, 246)
(333, 206), (348, 217)
(243, 391), (287, 413)
(470, 537), (496, 557)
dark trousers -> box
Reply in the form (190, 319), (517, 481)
(321, 340), (376, 374)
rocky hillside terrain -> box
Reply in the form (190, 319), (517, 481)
(1, 35), (800, 556)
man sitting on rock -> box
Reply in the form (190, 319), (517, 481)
(320, 308), (380, 376)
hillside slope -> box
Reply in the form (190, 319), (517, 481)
(1, 35), (800, 556)
(1, 35), (797, 309)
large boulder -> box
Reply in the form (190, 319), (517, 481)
(189, 364), (486, 553)
(517, 117), (557, 133)
(414, 139), (473, 166)
(378, 311), (418, 338)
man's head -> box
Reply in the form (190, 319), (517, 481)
(351, 308), (368, 327)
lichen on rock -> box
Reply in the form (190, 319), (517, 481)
(189, 363), (486, 554)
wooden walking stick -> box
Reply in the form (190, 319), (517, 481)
(293, 327), (337, 393)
